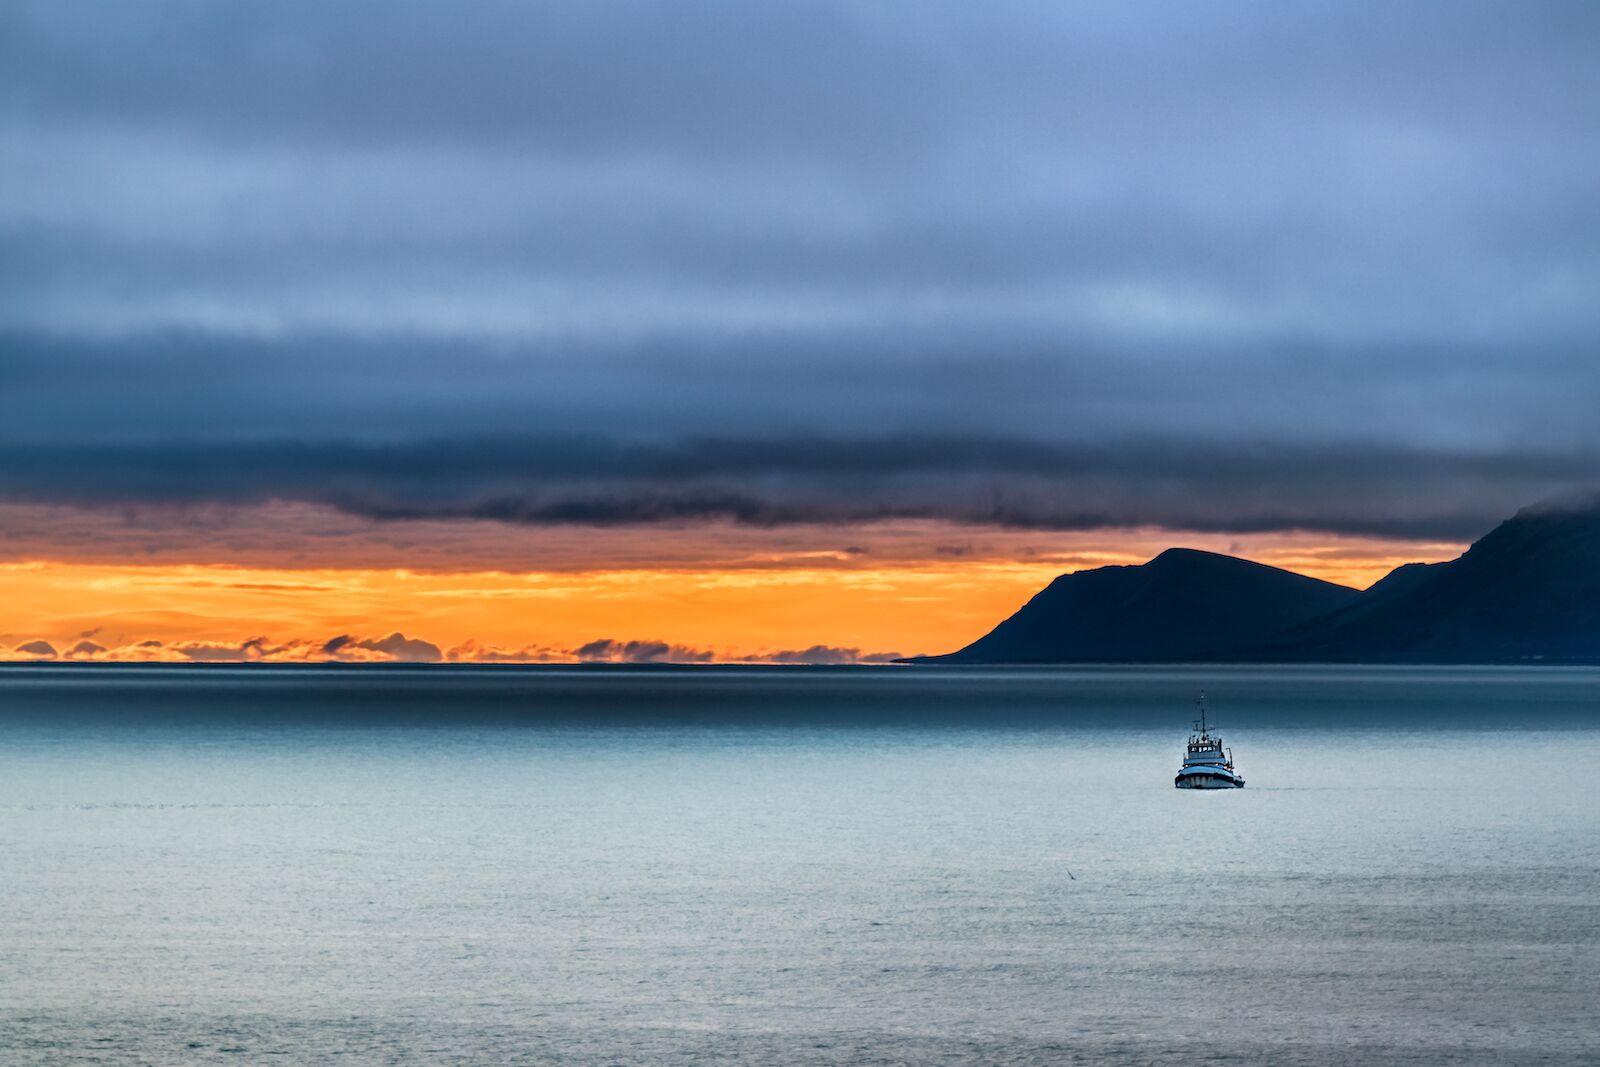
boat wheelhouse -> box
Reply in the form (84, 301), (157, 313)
(1174, 692), (1245, 789)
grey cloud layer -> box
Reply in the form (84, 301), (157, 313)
(0, 432), (1589, 539)
(3, 2), (1599, 537)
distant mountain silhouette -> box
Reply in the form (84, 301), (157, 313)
(918, 548), (1360, 663)
(1269, 495), (1600, 662)
(915, 494), (1600, 664)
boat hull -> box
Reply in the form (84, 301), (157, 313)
(1174, 770), (1245, 789)
(1174, 695), (1243, 789)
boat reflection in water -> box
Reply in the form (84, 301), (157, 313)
(1174, 692), (1245, 789)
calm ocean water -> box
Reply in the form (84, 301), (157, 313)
(2, 664), (1597, 1065)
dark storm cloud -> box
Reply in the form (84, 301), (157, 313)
(0, 432), (1592, 539)
(2, 2), (1599, 538)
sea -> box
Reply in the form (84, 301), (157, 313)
(1, 664), (1596, 1065)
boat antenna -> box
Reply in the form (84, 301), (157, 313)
(1196, 690), (1208, 735)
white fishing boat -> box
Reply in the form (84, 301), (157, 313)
(1174, 692), (1244, 789)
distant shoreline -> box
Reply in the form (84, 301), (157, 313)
(5, 658), (1600, 670)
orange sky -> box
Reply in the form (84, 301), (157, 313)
(0, 503), (1465, 662)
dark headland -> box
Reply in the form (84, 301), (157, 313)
(913, 494), (1600, 664)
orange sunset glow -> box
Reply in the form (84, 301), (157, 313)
(0, 506), (1464, 662)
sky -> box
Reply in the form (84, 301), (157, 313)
(2, 1), (1597, 661)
